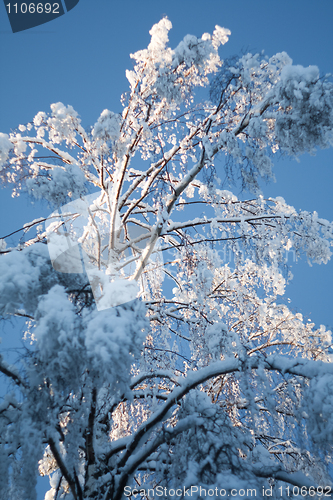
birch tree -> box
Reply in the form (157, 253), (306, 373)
(0, 18), (333, 500)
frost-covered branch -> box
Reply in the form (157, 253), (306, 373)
(0, 357), (27, 388)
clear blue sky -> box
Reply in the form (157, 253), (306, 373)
(0, 2), (332, 495)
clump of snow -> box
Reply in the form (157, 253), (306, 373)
(305, 374), (333, 449)
(280, 64), (319, 88)
(34, 285), (80, 380)
(96, 278), (139, 310)
(0, 245), (50, 316)
(26, 163), (86, 206)
(47, 102), (80, 145)
(206, 322), (234, 359)
(275, 63), (333, 155)
(212, 25), (231, 49)
(92, 109), (121, 142)
(83, 299), (148, 393)
(147, 17), (173, 61)
(0, 133), (12, 169)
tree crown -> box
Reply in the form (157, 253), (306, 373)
(0, 18), (333, 500)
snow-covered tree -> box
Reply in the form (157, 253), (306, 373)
(1, 18), (333, 500)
